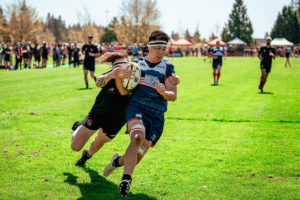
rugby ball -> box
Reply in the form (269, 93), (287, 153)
(122, 62), (141, 90)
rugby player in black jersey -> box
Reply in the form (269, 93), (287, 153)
(71, 50), (135, 164)
(258, 37), (276, 93)
(81, 35), (99, 89)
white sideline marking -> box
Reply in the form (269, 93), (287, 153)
(1, 129), (299, 143)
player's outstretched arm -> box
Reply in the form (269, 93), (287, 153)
(155, 81), (177, 102)
(96, 72), (114, 88)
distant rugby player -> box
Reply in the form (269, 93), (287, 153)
(81, 35), (99, 89)
(208, 40), (226, 85)
(284, 46), (292, 67)
(258, 37), (276, 93)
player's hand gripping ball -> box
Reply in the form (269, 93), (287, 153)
(122, 62), (141, 90)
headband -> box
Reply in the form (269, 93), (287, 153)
(148, 40), (168, 47)
(112, 61), (128, 67)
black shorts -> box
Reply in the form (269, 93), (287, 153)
(82, 109), (125, 139)
(63, 54), (67, 58)
(42, 55), (48, 59)
(35, 56), (41, 62)
(5, 56), (11, 62)
(23, 54), (29, 59)
(260, 62), (271, 73)
(83, 61), (95, 71)
(285, 53), (290, 58)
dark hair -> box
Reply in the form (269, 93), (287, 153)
(99, 50), (128, 63)
(149, 30), (170, 43)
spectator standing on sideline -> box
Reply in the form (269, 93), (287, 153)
(15, 43), (22, 70)
(142, 41), (149, 57)
(33, 42), (41, 66)
(68, 41), (73, 67)
(0, 42), (6, 65)
(195, 47), (199, 57)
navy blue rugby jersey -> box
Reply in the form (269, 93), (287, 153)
(210, 46), (225, 62)
(131, 57), (175, 112)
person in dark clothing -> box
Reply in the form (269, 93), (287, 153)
(33, 42), (41, 66)
(72, 42), (80, 68)
(81, 35), (100, 89)
(15, 43), (22, 70)
(258, 37), (276, 93)
(40, 41), (49, 68)
(68, 41), (73, 67)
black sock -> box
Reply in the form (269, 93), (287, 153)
(122, 174), (131, 181)
(86, 82), (88, 89)
(94, 77), (97, 82)
(86, 150), (92, 158)
(112, 156), (121, 168)
(25, 64), (27, 68)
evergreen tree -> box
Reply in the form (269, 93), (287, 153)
(221, 0), (253, 43)
(191, 30), (201, 43)
(270, 6), (300, 44)
(46, 13), (68, 42)
(171, 31), (179, 40)
(184, 29), (192, 42)
(101, 17), (118, 43)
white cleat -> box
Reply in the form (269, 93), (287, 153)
(103, 153), (120, 177)
(119, 179), (131, 197)
(216, 80), (219, 85)
(214, 80), (216, 85)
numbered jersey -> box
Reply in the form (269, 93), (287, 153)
(131, 57), (175, 112)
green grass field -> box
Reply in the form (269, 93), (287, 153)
(0, 57), (300, 199)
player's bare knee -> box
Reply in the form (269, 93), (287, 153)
(71, 143), (82, 152)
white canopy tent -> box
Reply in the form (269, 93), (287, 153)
(271, 38), (294, 46)
(227, 37), (246, 45)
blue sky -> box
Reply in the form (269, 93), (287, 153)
(1, 0), (292, 40)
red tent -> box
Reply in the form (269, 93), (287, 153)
(172, 38), (193, 46)
(207, 38), (227, 46)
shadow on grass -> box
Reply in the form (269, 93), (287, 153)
(63, 166), (157, 200)
(77, 88), (93, 90)
(210, 84), (223, 86)
(258, 92), (274, 94)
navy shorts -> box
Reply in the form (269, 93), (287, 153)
(83, 61), (95, 71)
(212, 60), (222, 69)
(286, 53), (290, 58)
(126, 103), (165, 147)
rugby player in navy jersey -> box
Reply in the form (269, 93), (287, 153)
(258, 37), (276, 93)
(104, 30), (179, 197)
(284, 46), (292, 67)
(81, 35), (100, 89)
(71, 50), (181, 168)
(208, 40), (226, 85)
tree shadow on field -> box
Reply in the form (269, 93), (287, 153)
(63, 166), (157, 200)
(77, 88), (93, 90)
(258, 92), (274, 94)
